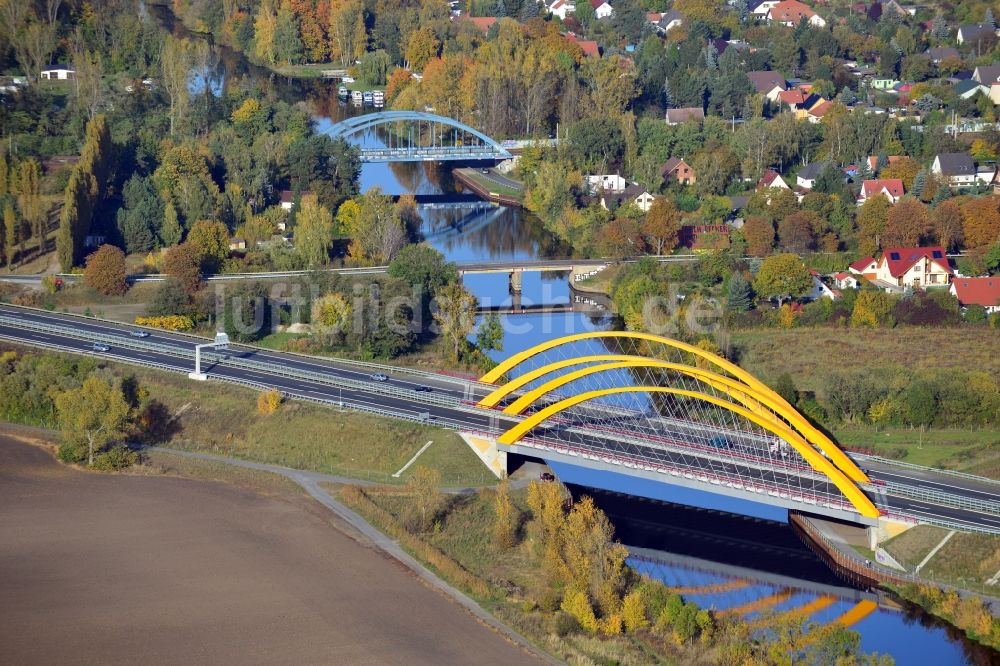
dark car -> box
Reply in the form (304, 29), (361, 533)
(709, 437), (734, 449)
(415, 385), (432, 392)
(540, 472), (555, 482)
(480, 168), (490, 174)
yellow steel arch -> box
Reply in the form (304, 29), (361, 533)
(478, 355), (637, 408)
(501, 360), (801, 433)
(497, 386), (880, 519)
(479, 331), (867, 484)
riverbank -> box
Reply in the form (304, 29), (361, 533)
(454, 168), (525, 207)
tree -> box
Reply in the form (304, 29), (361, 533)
(742, 216), (775, 257)
(476, 313), (503, 354)
(880, 157), (921, 190)
(223, 280), (272, 342)
(163, 242), (202, 294)
(83, 245), (127, 296)
(147, 278), (190, 317)
(961, 197), (1000, 252)
(777, 212), (816, 253)
(857, 195), (891, 256)
(311, 293), (352, 338)
(727, 271), (754, 311)
(257, 389), (282, 414)
(492, 479), (517, 549)
(161, 36), (194, 135)
(622, 589), (648, 633)
(407, 465), (442, 532)
(347, 189), (406, 265)
(160, 201), (183, 247)
(294, 194), (334, 267)
(57, 115), (112, 270)
(754, 254), (812, 306)
(187, 220), (230, 272)
(55, 376), (131, 466)
(433, 282), (477, 360)
(116, 176), (162, 254)
(405, 26), (439, 71)
(884, 198), (929, 247)
(358, 49), (391, 85)
(851, 289), (895, 328)
(597, 218), (644, 258)
(14, 159), (43, 253)
(272, 0), (304, 65)
(387, 244), (457, 297)
(642, 198), (682, 255)
(774, 372), (798, 405)
(3, 201), (17, 269)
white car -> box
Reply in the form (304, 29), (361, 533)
(92, 343), (110, 352)
(129, 330), (150, 338)
(370, 373), (388, 382)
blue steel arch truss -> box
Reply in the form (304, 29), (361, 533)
(323, 111), (513, 163)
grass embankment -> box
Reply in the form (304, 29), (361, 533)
(732, 327), (1000, 473)
(271, 62), (345, 78)
(121, 365), (491, 485)
(455, 168), (526, 202)
(883, 526), (1000, 597)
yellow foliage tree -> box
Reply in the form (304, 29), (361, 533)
(257, 388), (282, 414)
(622, 589), (649, 633)
(492, 479), (517, 550)
(561, 590), (599, 634)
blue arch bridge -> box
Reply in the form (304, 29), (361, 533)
(323, 111), (513, 162)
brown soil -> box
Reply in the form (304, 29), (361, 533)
(0, 437), (539, 665)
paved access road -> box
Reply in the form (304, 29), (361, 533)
(2, 305), (1000, 532)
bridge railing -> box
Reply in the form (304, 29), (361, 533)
(852, 452), (1000, 488)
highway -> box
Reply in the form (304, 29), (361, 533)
(1, 304), (999, 533)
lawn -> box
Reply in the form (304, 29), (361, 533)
(833, 428), (1000, 473)
(883, 526), (1000, 595)
(731, 327), (1000, 395)
(101, 361), (494, 486)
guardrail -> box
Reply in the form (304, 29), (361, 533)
(883, 481), (1000, 515)
(853, 452), (1000, 488)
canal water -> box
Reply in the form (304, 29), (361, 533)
(149, 9), (996, 660)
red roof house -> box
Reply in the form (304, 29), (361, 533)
(848, 256), (877, 279)
(757, 168), (790, 190)
(874, 246), (952, 288)
(859, 178), (905, 204)
(466, 16), (497, 34)
(950, 277), (1000, 313)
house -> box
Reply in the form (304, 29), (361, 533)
(750, 0), (781, 20)
(465, 16), (496, 34)
(757, 168), (790, 190)
(871, 78), (900, 90)
(884, 0), (917, 16)
(566, 34), (600, 58)
(790, 94), (828, 122)
(806, 100), (833, 123)
(601, 184), (657, 212)
(865, 155), (902, 174)
(796, 161), (828, 190)
(950, 277), (1000, 313)
(848, 256), (878, 280)
(978, 164), (997, 184)
(590, 0), (613, 19)
(832, 271), (860, 289)
(858, 178), (905, 204)
(767, 0), (826, 27)
(808, 270), (838, 300)
(665, 107), (705, 125)
(931, 153), (977, 188)
(585, 174), (627, 193)
(229, 238), (247, 251)
(661, 158), (696, 186)
(973, 64), (1000, 85)
(776, 89), (807, 110)
(652, 9), (683, 32)
(926, 47), (960, 63)
(874, 246), (952, 288)
(547, 0), (575, 19)
(279, 190), (313, 210)
(40, 68), (75, 80)
(747, 71), (787, 100)
(989, 83), (1000, 105)
(957, 23), (996, 46)
(954, 79), (989, 99)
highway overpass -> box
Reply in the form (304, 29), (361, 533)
(0, 305), (998, 538)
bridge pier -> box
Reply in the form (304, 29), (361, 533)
(509, 270), (522, 312)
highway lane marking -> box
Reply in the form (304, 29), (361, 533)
(392, 441), (434, 478)
(876, 469), (1000, 499)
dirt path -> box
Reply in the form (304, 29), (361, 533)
(0, 436), (544, 665)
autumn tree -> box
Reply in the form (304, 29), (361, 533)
(252, 0), (278, 65)
(880, 157), (921, 189)
(163, 242), (203, 294)
(884, 198), (929, 247)
(933, 200), (964, 252)
(311, 292), (352, 340)
(641, 198), (682, 255)
(407, 465), (442, 532)
(57, 115), (111, 270)
(961, 197), (1000, 252)
(405, 26), (440, 71)
(742, 216), (775, 257)
(3, 201), (17, 269)
(433, 282), (477, 360)
(493, 479), (517, 549)
(294, 194), (334, 267)
(851, 289), (895, 328)
(597, 218), (644, 257)
(346, 189), (406, 265)
(527, 479), (567, 573)
(754, 253), (812, 306)
(55, 376), (132, 466)
(777, 211), (816, 253)
(857, 195), (891, 256)
(187, 219), (230, 272)
(257, 388), (282, 414)
(161, 36), (195, 135)
(14, 159), (43, 253)
(83, 244), (128, 296)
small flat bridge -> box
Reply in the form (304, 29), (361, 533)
(323, 111), (512, 163)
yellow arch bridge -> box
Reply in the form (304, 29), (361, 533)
(476, 331), (881, 522)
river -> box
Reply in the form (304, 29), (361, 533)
(149, 8), (996, 661)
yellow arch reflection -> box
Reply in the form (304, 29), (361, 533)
(496, 386), (880, 519)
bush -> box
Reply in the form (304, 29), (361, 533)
(91, 444), (139, 470)
(56, 441), (87, 464)
(552, 611), (579, 637)
(257, 389), (282, 415)
(134, 315), (195, 331)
